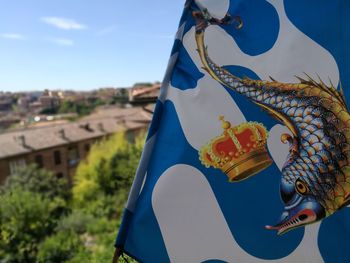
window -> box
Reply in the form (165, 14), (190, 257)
(68, 146), (80, 166)
(56, 172), (63, 179)
(84, 143), (90, 152)
(35, 155), (43, 168)
(9, 158), (26, 175)
(54, 150), (62, 165)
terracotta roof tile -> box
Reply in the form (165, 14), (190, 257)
(0, 106), (152, 159)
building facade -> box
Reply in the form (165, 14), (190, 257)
(0, 106), (153, 184)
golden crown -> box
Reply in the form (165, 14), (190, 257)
(199, 116), (273, 182)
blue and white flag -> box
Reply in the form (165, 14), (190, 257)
(116, 0), (350, 262)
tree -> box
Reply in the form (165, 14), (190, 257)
(133, 82), (153, 87)
(58, 99), (105, 117)
(71, 132), (144, 262)
(0, 133), (144, 262)
(73, 132), (144, 215)
(0, 190), (53, 262)
(37, 231), (86, 263)
(2, 164), (70, 200)
(0, 165), (71, 262)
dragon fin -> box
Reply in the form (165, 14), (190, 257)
(296, 73), (348, 110)
(254, 101), (298, 138)
(338, 81), (349, 111)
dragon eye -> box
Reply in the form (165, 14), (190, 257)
(295, 178), (309, 195)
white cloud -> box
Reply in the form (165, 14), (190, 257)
(41, 17), (87, 30)
(1, 33), (24, 40)
(97, 25), (118, 36)
(50, 38), (74, 46)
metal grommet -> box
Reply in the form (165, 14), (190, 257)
(233, 16), (243, 30)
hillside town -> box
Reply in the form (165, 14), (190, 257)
(0, 82), (160, 183)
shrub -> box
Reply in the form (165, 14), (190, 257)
(0, 190), (53, 262)
(73, 132), (144, 209)
(37, 231), (86, 263)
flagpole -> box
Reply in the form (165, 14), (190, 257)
(112, 247), (123, 263)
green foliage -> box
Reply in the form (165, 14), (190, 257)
(2, 164), (70, 200)
(111, 89), (128, 104)
(0, 190), (54, 262)
(40, 107), (58, 115)
(37, 231), (86, 263)
(73, 132), (144, 207)
(58, 99), (105, 117)
(0, 132), (145, 262)
(133, 82), (153, 87)
(72, 132), (144, 262)
(0, 166), (72, 262)
(57, 211), (95, 235)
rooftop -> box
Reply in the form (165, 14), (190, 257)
(0, 105), (154, 159)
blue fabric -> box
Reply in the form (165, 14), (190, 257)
(116, 1), (350, 262)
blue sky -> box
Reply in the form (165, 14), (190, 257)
(0, 0), (184, 91)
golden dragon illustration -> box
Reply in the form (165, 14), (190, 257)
(193, 9), (350, 234)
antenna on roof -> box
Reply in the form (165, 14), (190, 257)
(57, 129), (69, 141)
(79, 123), (94, 132)
(98, 123), (106, 133)
(14, 135), (33, 150)
(14, 135), (26, 147)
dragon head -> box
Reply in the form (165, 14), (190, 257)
(266, 177), (326, 235)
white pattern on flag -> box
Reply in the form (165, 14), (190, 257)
(116, 0), (350, 261)
(190, 0), (339, 85)
(267, 124), (291, 171)
(166, 77), (246, 150)
(195, 0), (230, 19)
(156, 0), (341, 261)
(170, 0), (340, 152)
(153, 164), (324, 262)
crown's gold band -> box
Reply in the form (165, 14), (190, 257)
(223, 149), (273, 182)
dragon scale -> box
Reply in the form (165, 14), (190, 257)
(195, 24), (350, 221)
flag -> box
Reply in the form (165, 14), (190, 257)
(115, 0), (350, 262)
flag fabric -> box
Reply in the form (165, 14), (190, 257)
(115, 0), (350, 262)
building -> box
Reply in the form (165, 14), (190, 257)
(17, 96), (31, 112)
(128, 83), (161, 104)
(0, 116), (21, 131)
(39, 95), (60, 110)
(0, 105), (153, 184)
(0, 98), (13, 111)
(29, 101), (44, 113)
